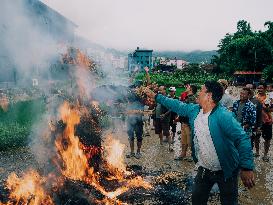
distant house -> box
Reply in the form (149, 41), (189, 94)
(233, 71), (262, 85)
(128, 47), (153, 72)
(200, 64), (214, 71)
(153, 57), (188, 70)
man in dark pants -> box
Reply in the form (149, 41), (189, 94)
(125, 91), (145, 159)
(144, 81), (255, 205)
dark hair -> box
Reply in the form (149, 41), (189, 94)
(242, 87), (252, 95)
(259, 83), (267, 90)
(204, 81), (224, 104)
(190, 85), (198, 95)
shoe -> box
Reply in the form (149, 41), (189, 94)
(262, 156), (269, 162)
(163, 138), (168, 143)
(135, 152), (142, 159)
(126, 152), (135, 158)
(185, 156), (193, 162)
(169, 148), (174, 152)
(174, 156), (184, 161)
(253, 153), (260, 157)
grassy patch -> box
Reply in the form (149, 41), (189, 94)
(0, 99), (45, 150)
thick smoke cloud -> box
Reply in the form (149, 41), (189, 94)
(0, 0), (64, 86)
(0, 0), (131, 167)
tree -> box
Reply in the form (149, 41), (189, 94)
(262, 64), (273, 82)
(216, 20), (273, 74)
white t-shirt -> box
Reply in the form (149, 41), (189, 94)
(194, 109), (222, 171)
(266, 91), (273, 105)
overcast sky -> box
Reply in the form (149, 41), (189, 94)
(42, 0), (273, 51)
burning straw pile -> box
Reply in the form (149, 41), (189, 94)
(0, 100), (152, 205)
(0, 48), (194, 204)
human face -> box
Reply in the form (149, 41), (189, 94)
(257, 85), (265, 92)
(267, 85), (273, 92)
(196, 85), (210, 106)
(245, 84), (254, 89)
(169, 90), (175, 96)
(158, 86), (166, 95)
(257, 94), (266, 104)
(240, 90), (249, 102)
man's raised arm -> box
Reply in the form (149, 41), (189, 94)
(144, 88), (196, 118)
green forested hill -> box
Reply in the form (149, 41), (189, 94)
(153, 50), (218, 63)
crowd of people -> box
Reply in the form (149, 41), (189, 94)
(122, 67), (273, 204)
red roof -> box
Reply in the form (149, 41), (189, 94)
(234, 71), (262, 75)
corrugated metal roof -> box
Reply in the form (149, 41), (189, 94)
(234, 71), (262, 75)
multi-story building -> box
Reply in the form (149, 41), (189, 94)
(128, 47), (153, 72)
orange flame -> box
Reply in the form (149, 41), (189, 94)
(5, 170), (53, 205)
(104, 135), (128, 174)
(55, 102), (89, 180)
(2, 101), (152, 205)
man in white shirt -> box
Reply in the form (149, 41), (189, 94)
(144, 81), (255, 205)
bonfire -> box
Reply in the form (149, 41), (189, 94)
(0, 100), (152, 205)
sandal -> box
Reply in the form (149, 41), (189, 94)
(126, 152), (135, 158)
(169, 148), (174, 152)
(262, 156), (269, 162)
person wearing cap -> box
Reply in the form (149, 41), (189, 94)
(168, 87), (178, 143)
(218, 79), (234, 111)
(154, 86), (172, 151)
(144, 81), (255, 205)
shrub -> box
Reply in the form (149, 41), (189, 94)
(0, 98), (45, 150)
(0, 122), (30, 150)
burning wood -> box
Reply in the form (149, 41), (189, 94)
(4, 170), (54, 205)
(0, 100), (153, 205)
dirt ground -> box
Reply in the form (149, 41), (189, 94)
(0, 121), (273, 205)
(118, 122), (273, 205)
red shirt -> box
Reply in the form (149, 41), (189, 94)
(180, 91), (188, 101)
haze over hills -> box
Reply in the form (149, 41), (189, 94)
(153, 50), (218, 64)
(73, 36), (218, 64)
(102, 48), (218, 64)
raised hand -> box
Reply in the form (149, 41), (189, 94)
(143, 88), (156, 99)
(144, 66), (149, 73)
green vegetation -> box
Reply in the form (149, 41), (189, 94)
(0, 99), (46, 150)
(136, 64), (232, 91)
